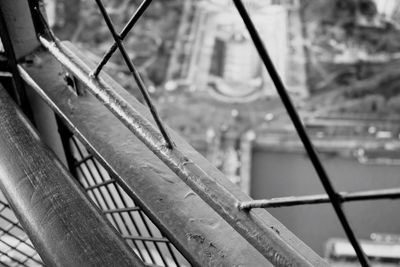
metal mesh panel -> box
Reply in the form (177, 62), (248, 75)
(0, 195), (43, 267)
(69, 136), (189, 267)
(0, 123), (189, 267)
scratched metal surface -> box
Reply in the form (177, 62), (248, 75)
(69, 136), (190, 267)
(20, 39), (327, 265)
(0, 85), (144, 266)
(0, 0), (318, 265)
(20, 47), (276, 266)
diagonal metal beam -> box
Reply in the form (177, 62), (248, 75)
(19, 47), (273, 267)
(8, 0), (326, 264)
(30, 38), (327, 266)
(0, 84), (144, 267)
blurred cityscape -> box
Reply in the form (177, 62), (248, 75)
(50, 0), (400, 187)
(40, 0), (400, 263)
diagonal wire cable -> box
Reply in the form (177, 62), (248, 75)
(231, 0), (370, 266)
(91, 0), (153, 77)
(93, 0), (174, 149)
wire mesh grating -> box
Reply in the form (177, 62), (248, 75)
(69, 136), (189, 267)
(0, 196), (43, 267)
(0, 131), (189, 267)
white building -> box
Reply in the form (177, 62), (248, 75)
(187, 0), (307, 101)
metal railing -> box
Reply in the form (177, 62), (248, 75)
(69, 136), (186, 266)
(1, 0), (399, 266)
(0, 196), (42, 267)
(32, 1), (325, 264)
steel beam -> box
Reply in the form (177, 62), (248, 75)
(4, 0), (326, 264)
(0, 85), (144, 266)
(0, 0), (40, 59)
(21, 39), (328, 266)
(20, 48), (274, 267)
